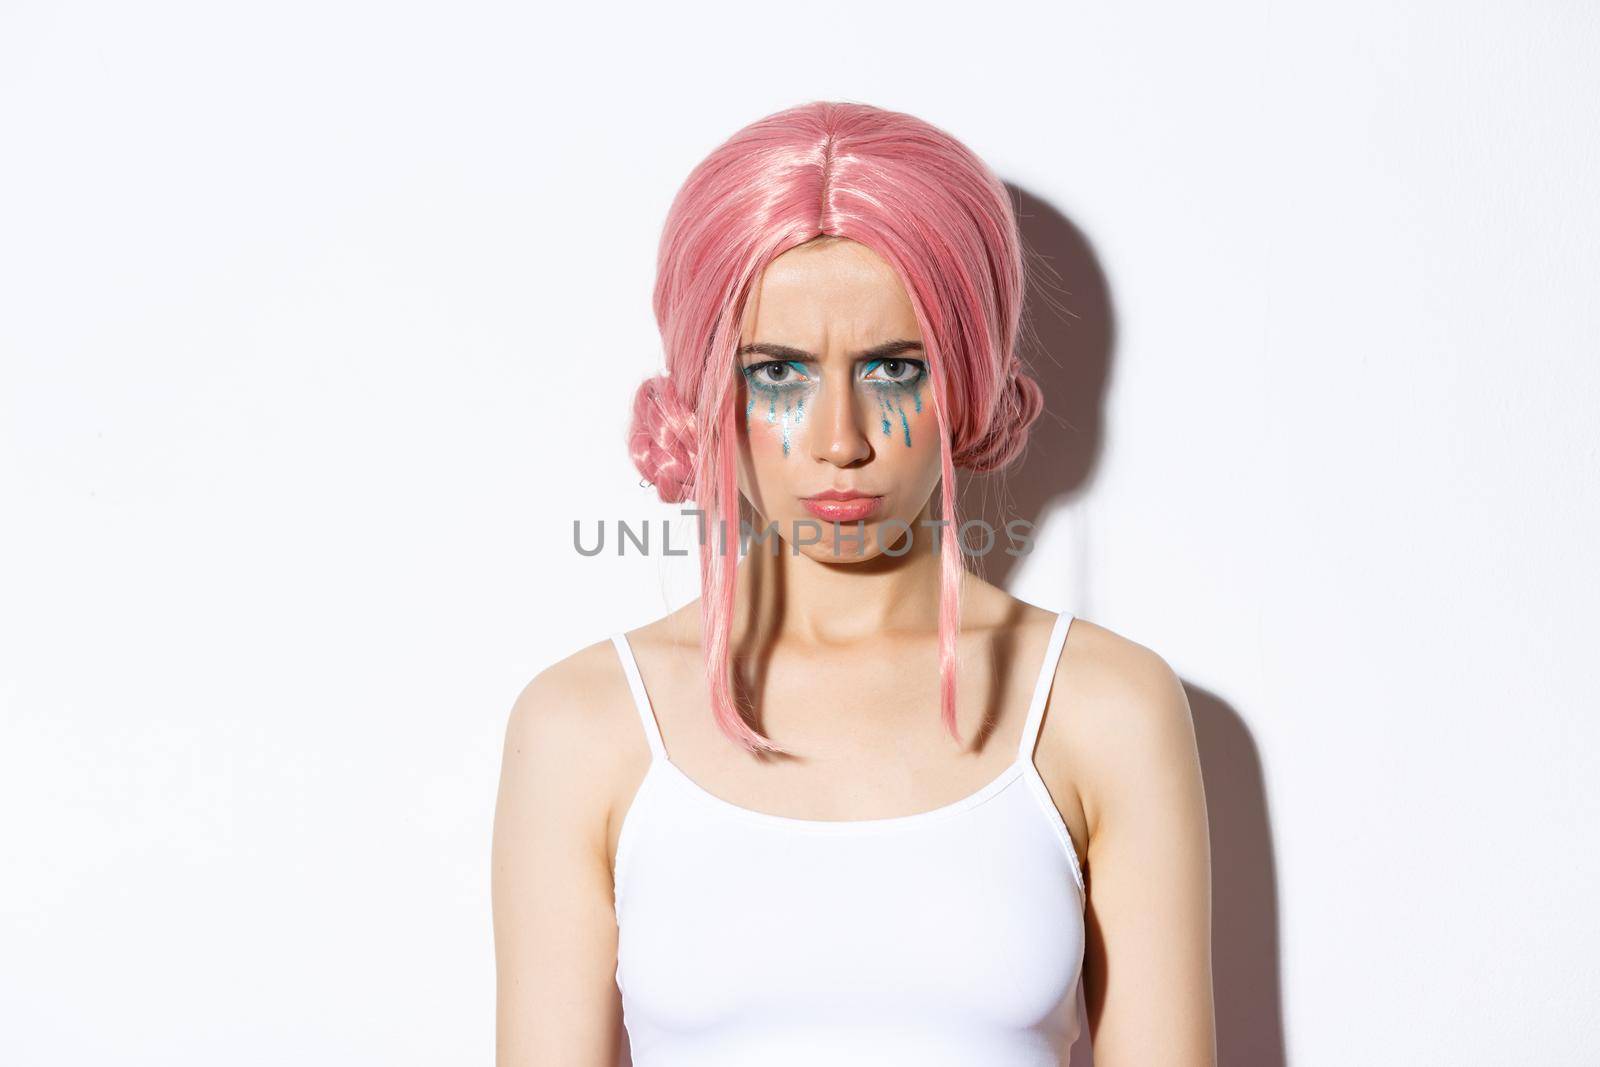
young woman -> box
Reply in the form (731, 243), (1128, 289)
(492, 101), (1215, 1066)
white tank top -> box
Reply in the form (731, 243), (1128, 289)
(609, 611), (1086, 1067)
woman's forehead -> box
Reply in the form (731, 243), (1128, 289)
(742, 241), (919, 354)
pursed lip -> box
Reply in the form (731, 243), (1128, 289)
(799, 491), (884, 522)
(803, 489), (882, 501)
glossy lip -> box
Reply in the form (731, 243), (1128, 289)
(800, 492), (883, 522)
(804, 488), (880, 501)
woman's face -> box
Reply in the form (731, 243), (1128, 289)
(734, 237), (942, 562)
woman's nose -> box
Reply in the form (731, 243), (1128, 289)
(808, 378), (872, 467)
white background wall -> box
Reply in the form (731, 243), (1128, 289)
(3, 2), (1596, 1063)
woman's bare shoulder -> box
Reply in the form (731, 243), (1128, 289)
(512, 634), (631, 721)
(1054, 616), (1192, 739)
(498, 633), (655, 839)
(1047, 615), (1200, 827)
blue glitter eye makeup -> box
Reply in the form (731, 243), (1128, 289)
(741, 360), (815, 457)
(738, 356), (927, 455)
(861, 358), (926, 446)
(741, 359), (813, 392)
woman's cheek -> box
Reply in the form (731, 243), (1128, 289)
(869, 381), (927, 449)
(743, 386), (811, 458)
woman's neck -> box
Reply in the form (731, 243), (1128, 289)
(731, 497), (963, 646)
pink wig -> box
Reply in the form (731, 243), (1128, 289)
(628, 101), (1043, 756)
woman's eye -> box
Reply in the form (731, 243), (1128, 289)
(744, 360), (809, 389)
(864, 358), (926, 386)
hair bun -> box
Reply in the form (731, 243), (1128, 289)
(628, 374), (700, 503)
(955, 368), (1044, 473)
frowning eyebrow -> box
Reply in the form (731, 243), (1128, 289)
(736, 339), (924, 362)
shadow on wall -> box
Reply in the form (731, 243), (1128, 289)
(956, 185), (1109, 590)
(1187, 685), (1287, 1066)
(979, 187), (1289, 1067)
(612, 186), (1286, 1067)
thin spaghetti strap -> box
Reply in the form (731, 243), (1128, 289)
(611, 632), (668, 762)
(1017, 611), (1075, 762)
